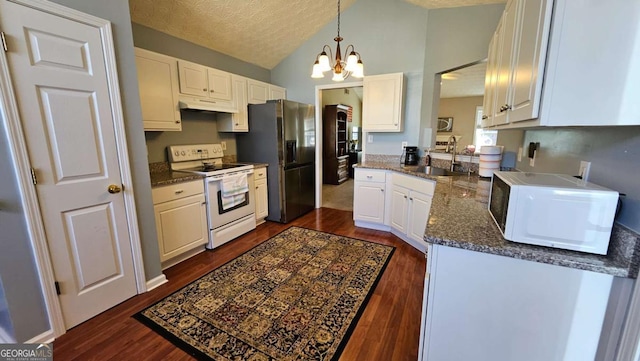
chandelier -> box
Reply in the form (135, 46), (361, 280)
(311, 0), (364, 81)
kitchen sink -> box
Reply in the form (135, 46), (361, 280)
(419, 166), (468, 176)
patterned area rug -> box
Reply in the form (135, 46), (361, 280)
(135, 227), (394, 360)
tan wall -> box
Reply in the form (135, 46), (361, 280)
(321, 87), (362, 129)
(437, 96), (483, 146)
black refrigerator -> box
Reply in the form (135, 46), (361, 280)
(237, 100), (316, 223)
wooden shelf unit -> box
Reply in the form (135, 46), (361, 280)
(323, 104), (351, 185)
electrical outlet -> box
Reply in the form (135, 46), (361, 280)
(401, 141), (408, 152)
(517, 147), (523, 162)
(579, 161), (591, 181)
(221, 141), (227, 151)
(368, 134), (374, 143)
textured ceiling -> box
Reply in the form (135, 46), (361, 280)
(440, 62), (487, 98)
(129, 0), (505, 70)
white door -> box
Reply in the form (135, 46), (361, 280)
(0, 1), (137, 329)
(178, 60), (208, 97)
(408, 191), (432, 244)
(207, 68), (232, 101)
(390, 186), (409, 233)
(353, 182), (385, 223)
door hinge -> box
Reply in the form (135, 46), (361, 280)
(30, 168), (37, 185)
(54, 281), (61, 295)
(0, 32), (7, 52)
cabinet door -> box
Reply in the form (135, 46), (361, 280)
(508, 0), (552, 123)
(390, 186), (409, 233)
(353, 181), (385, 223)
(255, 178), (268, 221)
(247, 79), (269, 104)
(492, 0), (517, 126)
(482, 33), (499, 128)
(135, 48), (181, 131)
(154, 193), (207, 262)
(407, 190), (432, 245)
(178, 60), (208, 97)
(362, 73), (404, 132)
(207, 68), (233, 101)
(269, 85), (286, 100)
(217, 75), (248, 132)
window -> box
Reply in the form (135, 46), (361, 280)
(473, 106), (497, 151)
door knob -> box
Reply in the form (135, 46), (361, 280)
(108, 184), (122, 194)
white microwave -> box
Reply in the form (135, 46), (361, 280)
(488, 171), (619, 255)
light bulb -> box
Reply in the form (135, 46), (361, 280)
(318, 52), (331, 72)
(332, 71), (344, 82)
(311, 62), (324, 78)
(345, 52), (358, 72)
(352, 60), (364, 78)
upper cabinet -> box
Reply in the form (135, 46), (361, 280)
(218, 75), (249, 132)
(177, 60), (235, 112)
(135, 48), (181, 131)
(483, 0), (640, 128)
(247, 79), (287, 104)
(362, 73), (404, 132)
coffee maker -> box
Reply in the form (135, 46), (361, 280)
(401, 146), (419, 165)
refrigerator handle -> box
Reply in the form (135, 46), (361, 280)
(286, 140), (297, 164)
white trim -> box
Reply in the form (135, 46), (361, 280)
(0, 0), (146, 338)
(616, 280), (640, 361)
(314, 81), (363, 208)
(145, 274), (168, 292)
(25, 329), (55, 344)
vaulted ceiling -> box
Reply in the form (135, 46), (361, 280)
(129, 0), (506, 70)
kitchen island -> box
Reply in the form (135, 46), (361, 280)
(354, 161), (640, 361)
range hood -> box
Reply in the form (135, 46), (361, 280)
(178, 96), (238, 113)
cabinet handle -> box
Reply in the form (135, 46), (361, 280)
(366, 175), (373, 179)
(404, 195), (407, 199)
(381, 189), (384, 192)
(202, 88), (207, 91)
(175, 120), (181, 124)
(175, 190), (184, 194)
(210, 90), (214, 93)
(202, 202), (206, 205)
(482, 115), (488, 120)
(410, 197), (414, 201)
(235, 123), (239, 126)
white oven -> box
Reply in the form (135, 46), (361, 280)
(205, 168), (256, 249)
(168, 144), (257, 250)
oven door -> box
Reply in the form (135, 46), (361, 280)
(205, 170), (255, 229)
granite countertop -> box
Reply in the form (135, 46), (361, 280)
(355, 161), (640, 278)
(149, 162), (203, 188)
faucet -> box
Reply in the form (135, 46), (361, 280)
(447, 135), (459, 172)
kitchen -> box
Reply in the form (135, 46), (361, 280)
(1, 0), (640, 360)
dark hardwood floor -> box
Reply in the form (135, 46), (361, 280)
(53, 208), (426, 360)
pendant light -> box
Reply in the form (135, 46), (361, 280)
(311, 0), (364, 81)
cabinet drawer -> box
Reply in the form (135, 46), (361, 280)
(152, 180), (204, 204)
(254, 167), (267, 180)
(354, 169), (386, 183)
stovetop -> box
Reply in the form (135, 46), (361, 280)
(177, 163), (253, 176)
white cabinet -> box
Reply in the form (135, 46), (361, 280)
(388, 173), (435, 251)
(353, 169), (386, 226)
(362, 72), (404, 132)
(484, 0), (640, 128)
(254, 166), (269, 224)
(269, 85), (286, 100)
(177, 60), (235, 112)
(152, 180), (207, 266)
(247, 79), (287, 104)
(419, 245), (614, 361)
(217, 75), (249, 132)
(481, 33), (499, 128)
(134, 48), (181, 131)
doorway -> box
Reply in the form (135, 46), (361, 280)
(314, 82), (363, 212)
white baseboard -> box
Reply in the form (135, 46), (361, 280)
(25, 329), (55, 344)
(145, 274), (168, 292)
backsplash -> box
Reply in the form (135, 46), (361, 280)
(515, 126), (640, 233)
(144, 110), (237, 163)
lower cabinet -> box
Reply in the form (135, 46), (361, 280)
(353, 168), (435, 251)
(353, 169), (386, 226)
(254, 167), (269, 224)
(419, 245), (615, 361)
(388, 173), (434, 251)
(152, 180), (207, 267)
